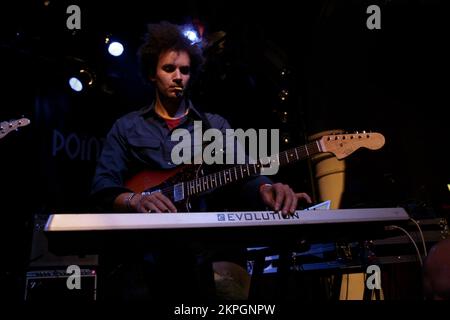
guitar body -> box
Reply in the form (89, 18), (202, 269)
(125, 164), (203, 212)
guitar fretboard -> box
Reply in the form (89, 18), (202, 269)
(184, 141), (322, 196)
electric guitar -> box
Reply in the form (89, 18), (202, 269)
(0, 118), (31, 140)
(125, 132), (385, 211)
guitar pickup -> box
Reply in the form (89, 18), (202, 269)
(173, 183), (184, 202)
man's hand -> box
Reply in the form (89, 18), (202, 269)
(259, 183), (312, 216)
(134, 192), (177, 213)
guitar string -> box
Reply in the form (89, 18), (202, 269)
(158, 134), (374, 197)
(157, 145), (308, 197)
(155, 143), (318, 199)
(158, 143), (323, 198)
(158, 142), (322, 198)
(157, 134), (382, 198)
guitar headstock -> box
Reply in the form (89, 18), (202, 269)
(0, 118), (31, 140)
(318, 131), (385, 159)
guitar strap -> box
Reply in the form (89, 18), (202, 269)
(189, 98), (213, 154)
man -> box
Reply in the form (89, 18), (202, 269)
(91, 21), (311, 300)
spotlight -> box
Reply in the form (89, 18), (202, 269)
(105, 35), (124, 56)
(69, 77), (83, 92)
(280, 68), (291, 79)
(184, 30), (199, 43)
(108, 41), (124, 57)
(68, 69), (95, 92)
(281, 111), (288, 123)
(282, 133), (291, 144)
(182, 25), (201, 44)
(279, 89), (289, 102)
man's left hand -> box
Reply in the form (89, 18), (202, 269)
(259, 183), (312, 216)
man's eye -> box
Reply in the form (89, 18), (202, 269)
(162, 65), (176, 72)
(179, 66), (190, 75)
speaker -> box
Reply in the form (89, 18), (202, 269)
(24, 268), (97, 301)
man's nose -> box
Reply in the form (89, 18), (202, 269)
(173, 69), (182, 81)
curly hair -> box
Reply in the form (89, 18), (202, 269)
(138, 21), (204, 83)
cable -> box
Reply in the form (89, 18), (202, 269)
(409, 218), (427, 257)
(387, 225), (423, 266)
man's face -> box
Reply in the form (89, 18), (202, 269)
(152, 49), (191, 99)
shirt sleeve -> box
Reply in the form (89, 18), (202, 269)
(90, 120), (132, 211)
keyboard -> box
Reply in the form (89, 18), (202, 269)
(44, 208), (410, 255)
(45, 208), (409, 231)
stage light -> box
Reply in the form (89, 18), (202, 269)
(279, 89), (289, 101)
(182, 26), (201, 45)
(105, 34), (124, 57)
(281, 111), (288, 123)
(108, 41), (124, 57)
(68, 69), (95, 92)
(69, 77), (83, 92)
(280, 68), (291, 79)
(184, 30), (199, 42)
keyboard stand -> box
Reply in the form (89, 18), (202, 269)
(248, 249), (267, 299)
(248, 245), (308, 300)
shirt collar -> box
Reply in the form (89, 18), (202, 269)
(139, 99), (205, 121)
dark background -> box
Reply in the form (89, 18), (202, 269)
(0, 0), (448, 299)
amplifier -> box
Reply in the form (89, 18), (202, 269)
(24, 268), (97, 301)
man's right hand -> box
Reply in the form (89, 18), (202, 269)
(134, 192), (177, 213)
(114, 192), (177, 213)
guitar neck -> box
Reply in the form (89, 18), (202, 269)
(184, 140), (322, 197)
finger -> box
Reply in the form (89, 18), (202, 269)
(155, 192), (177, 213)
(260, 185), (275, 208)
(136, 197), (150, 213)
(145, 203), (159, 213)
(149, 197), (170, 213)
(290, 190), (298, 214)
(273, 183), (285, 211)
(296, 192), (313, 204)
(136, 202), (147, 213)
(281, 186), (293, 216)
